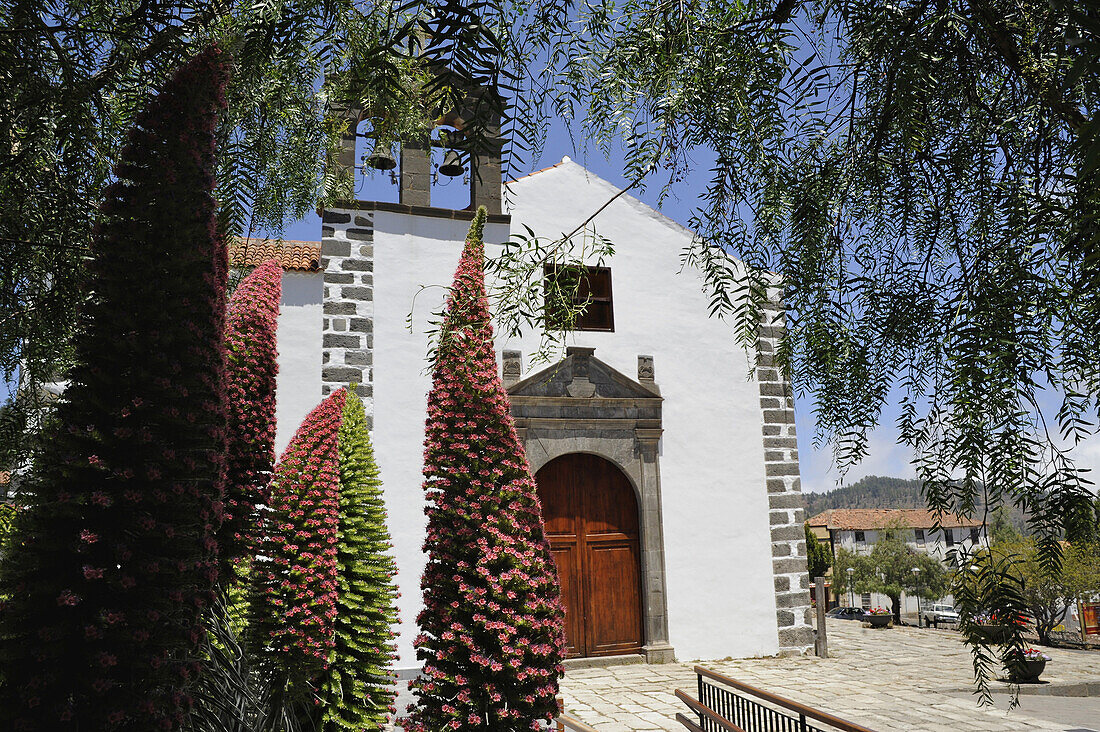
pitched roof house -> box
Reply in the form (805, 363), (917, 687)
(806, 508), (986, 560)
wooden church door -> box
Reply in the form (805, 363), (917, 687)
(535, 453), (643, 658)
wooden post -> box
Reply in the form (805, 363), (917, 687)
(1081, 601), (1088, 644)
(814, 576), (828, 658)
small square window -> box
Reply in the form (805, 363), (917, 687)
(945, 530), (955, 547)
(854, 530), (865, 542)
(544, 265), (614, 332)
(915, 529), (925, 543)
(969, 528), (980, 543)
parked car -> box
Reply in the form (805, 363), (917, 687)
(924, 604), (960, 626)
(826, 606), (867, 621)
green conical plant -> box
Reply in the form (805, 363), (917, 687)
(317, 388), (399, 731)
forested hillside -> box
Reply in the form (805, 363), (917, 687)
(802, 475), (1030, 533)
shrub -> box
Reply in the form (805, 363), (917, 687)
(0, 46), (230, 730)
(404, 208), (566, 732)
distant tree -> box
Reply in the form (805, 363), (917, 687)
(990, 507), (1023, 547)
(805, 523), (832, 580)
(999, 538), (1100, 646)
(830, 548), (858, 603)
(0, 47), (230, 730)
(404, 209), (565, 732)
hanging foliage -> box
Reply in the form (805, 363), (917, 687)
(404, 208), (566, 732)
(0, 46), (230, 730)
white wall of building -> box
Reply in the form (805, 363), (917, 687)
(501, 162), (779, 661)
(833, 526), (987, 560)
(274, 271), (323, 454)
(366, 160), (781, 666)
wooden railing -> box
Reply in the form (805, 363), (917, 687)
(676, 666), (876, 732)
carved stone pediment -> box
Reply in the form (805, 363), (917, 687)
(507, 347), (660, 400)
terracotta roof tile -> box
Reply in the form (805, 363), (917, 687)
(0, 471), (8, 486)
(805, 508), (982, 531)
(230, 237), (320, 272)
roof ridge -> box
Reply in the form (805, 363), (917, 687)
(503, 158), (568, 185)
(806, 506), (982, 529)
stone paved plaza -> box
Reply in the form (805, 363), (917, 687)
(560, 619), (1100, 731)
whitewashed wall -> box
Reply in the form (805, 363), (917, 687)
(833, 527), (987, 560)
(274, 271), (323, 454)
(365, 160), (780, 666)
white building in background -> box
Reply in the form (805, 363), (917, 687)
(806, 508), (985, 611)
(234, 147), (816, 672)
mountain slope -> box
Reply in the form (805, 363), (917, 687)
(802, 475), (1030, 533)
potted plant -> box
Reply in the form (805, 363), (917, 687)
(1007, 648), (1050, 683)
(865, 606), (891, 628)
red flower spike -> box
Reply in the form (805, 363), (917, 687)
(0, 46), (230, 730)
(220, 258), (281, 574)
(403, 208), (566, 732)
(249, 390), (346, 687)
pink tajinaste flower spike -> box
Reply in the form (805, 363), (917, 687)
(220, 258), (281, 574)
(0, 45), (231, 731)
(404, 209), (565, 732)
(250, 389), (345, 676)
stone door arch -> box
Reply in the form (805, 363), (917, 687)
(505, 347), (674, 663)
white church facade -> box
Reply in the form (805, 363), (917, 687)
(233, 152), (815, 670)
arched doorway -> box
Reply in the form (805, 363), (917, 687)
(536, 453), (643, 658)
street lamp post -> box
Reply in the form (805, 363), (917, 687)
(846, 566), (855, 608)
(911, 566), (922, 627)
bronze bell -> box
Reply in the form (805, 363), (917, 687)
(438, 149), (465, 177)
(365, 143), (397, 171)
